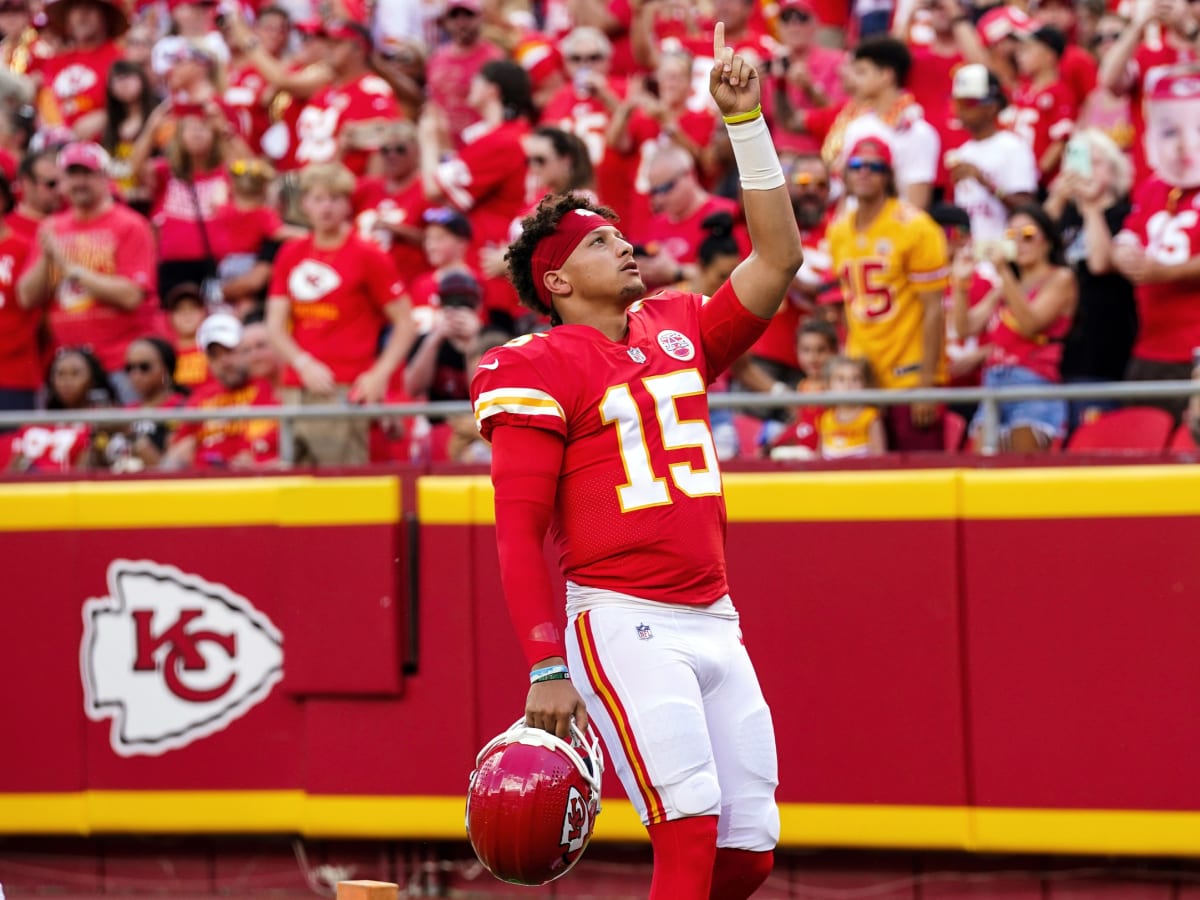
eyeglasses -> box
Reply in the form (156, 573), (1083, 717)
(567, 53), (606, 65)
(526, 155), (548, 166)
(648, 174), (685, 195)
(780, 9), (813, 23)
(124, 361), (155, 373)
(35, 177), (59, 189)
(1005, 224), (1041, 241)
(791, 171), (829, 188)
(379, 144), (410, 155)
(846, 156), (889, 174)
(1091, 31), (1122, 45)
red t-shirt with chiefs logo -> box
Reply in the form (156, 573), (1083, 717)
(33, 42), (122, 127)
(638, 194), (747, 265)
(172, 378), (280, 467)
(295, 73), (401, 176)
(0, 230), (37, 389)
(471, 284), (768, 604)
(28, 203), (160, 371)
(1117, 178), (1200, 363)
(270, 232), (406, 386)
(12, 423), (91, 471)
(224, 63), (273, 152)
(352, 175), (429, 280)
(1004, 81), (1076, 181)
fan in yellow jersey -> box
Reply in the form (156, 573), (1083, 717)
(827, 136), (949, 451)
(817, 355), (887, 459)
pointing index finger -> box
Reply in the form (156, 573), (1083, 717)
(714, 21), (725, 60)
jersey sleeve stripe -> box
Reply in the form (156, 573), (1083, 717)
(473, 388), (565, 425)
(910, 267), (949, 284)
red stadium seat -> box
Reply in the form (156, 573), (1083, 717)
(944, 410), (967, 451)
(1169, 423), (1198, 451)
(1064, 406), (1175, 454)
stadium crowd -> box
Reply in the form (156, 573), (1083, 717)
(1, 0), (1199, 470)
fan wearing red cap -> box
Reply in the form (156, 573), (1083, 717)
(470, 24), (801, 900)
(425, 0), (504, 152)
(827, 132), (951, 450)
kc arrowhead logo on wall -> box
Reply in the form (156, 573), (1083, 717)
(81, 560), (284, 758)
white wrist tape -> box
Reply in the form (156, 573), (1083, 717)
(725, 114), (785, 191)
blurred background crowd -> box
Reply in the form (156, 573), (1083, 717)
(1, 0), (1199, 471)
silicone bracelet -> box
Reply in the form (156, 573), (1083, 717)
(529, 664), (569, 683)
(722, 104), (763, 125)
(531, 672), (571, 683)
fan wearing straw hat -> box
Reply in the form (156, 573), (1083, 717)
(33, 0), (128, 139)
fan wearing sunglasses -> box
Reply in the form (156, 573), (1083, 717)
(952, 206), (1077, 451)
(113, 336), (188, 470)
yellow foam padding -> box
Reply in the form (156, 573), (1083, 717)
(5, 793), (1200, 856)
(0, 477), (400, 530)
(417, 466), (1200, 524)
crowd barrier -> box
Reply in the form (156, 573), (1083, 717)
(0, 465), (1197, 858)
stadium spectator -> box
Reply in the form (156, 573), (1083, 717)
(1111, 68), (1200, 419)
(32, 0), (127, 140)
(766, 318), (840, 460)
(241, 313), (283, 389)
(521, 125), (596, 203)
(764, 0), (848, 156)
(953, 205), (1077, 451)
(151, 0), (230, 81)
(223, 6), (291, 156)
(1097, 0), (1200, 182)
(975, 4), (1033, 89)
(351, 120), (427, 279)
(1044, 128), (1137, 426)
(822, 36), (940, 208)
(100, 59), (159, 212)
(109, 335), (187, 471)
(8, 149), (64, 242)
(1029, 0), (1098, 108)
(163, 282), (209, 389)
(163, 312), (280, 470)
(946, 63), (1037, 242)
(1074, 13), (1135, 153)
(932, 203), (993, 395)
(156, 41), (224, 110)
(818, 355), (887, 458)
(828, 136), (949, 450)
(1007, 25), (1076, 187)
(408, 207), (480, 333)
(0, 0), (41, 78)
(17, 141), (158, 395)
(403, 268), (484, 404)
(638, 142), (746, 286)
(419, 58), (533, 331)
(122, 22), (156, 79)
(369, 35), (427, 122)
(9, 346), (116, 472)
(266, 162), (415, 466)
(445, 327), (508, 463)
(425, 0), (504, 148)
(0, 186), (37, 415)
(130, 102), (237, 302)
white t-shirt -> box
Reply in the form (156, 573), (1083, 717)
(950, 130), (1038, 242)
(841, 107), (941, 198)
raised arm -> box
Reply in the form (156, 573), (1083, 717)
(711, 24), (805, 319)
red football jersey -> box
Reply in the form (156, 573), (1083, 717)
(0, 230), (37, 390)
(172, 378), (279, 467)
(1004, 81), (1076, 180)
(13, 423), (90, 471)
(351, 175), (429, 280)
(1118, 178), (1200, 363)
(471, 284), (768, 604)
(270, 232), (406, 386)
(295, 73), (401, 175)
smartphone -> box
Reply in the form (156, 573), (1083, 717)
(1063, 137), (1092, 178)
(974, 237), (1017, 262)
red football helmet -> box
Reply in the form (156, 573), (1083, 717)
(466, 717), (604, 886)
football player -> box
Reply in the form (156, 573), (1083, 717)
(470, 23), (802, 900)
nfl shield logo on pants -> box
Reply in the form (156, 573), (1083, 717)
(636, 623), (653, 641)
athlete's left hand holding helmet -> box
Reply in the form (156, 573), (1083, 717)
(466, 716), (604, 885)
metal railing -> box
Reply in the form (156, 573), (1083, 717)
(1, 380), (1197, 462)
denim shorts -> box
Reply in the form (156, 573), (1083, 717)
(971, 364), (1067, 440)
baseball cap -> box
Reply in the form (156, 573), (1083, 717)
(197, 312), (244, 351)
(846, 136), (893, 169)
(928, 203), (971, 232)
(441, 0), (482, 15)
(324, 18), (372, 44)
(437, 269), (483, 307)
(977, 5), (1032, 46)
(1024, 24), (1066, 57)
(423, 206), (473, 240)
(58, 141), (109, 173)
(778, 0), (816, 13)
(952, 63), (1007, 106)
(164, 281), (205, 310)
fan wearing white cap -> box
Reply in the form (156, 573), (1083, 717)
(162, 312), (282, 469)
(946, 63), (1037, 243)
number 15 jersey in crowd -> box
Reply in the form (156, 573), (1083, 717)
(471, 285), (768, 606)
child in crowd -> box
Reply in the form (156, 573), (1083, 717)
(768, 318), (839, 460)
(817, 355), (886, 460)
(164, 283), (210, 390)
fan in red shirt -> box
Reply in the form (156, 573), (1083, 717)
(266, 162), (417, 466)
(17, 142), (159, 387)
(419, 59), (533, 331)
(352, 120), (429, 280)
(30, 0), (126, 139)
(425, 0), (505, 149)
(223, 6), (291, 153)
(1007, 26), (1078, 186)
(164, 313), (280, 470)
(7, 150), (64, 243)
(293, 20), (401, 177)
(0, 193), (37, 412)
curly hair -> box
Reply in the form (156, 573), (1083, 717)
(503, 192), (618, 323)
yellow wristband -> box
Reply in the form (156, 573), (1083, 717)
(722, 104), (763, 125)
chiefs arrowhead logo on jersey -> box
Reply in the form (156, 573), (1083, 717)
(288, 260), (343, 302)
(559, 785), (591, 854)
(657, 329), (695, 361)
(81, 559), (284, 758)
(53, 64), (98, 98)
